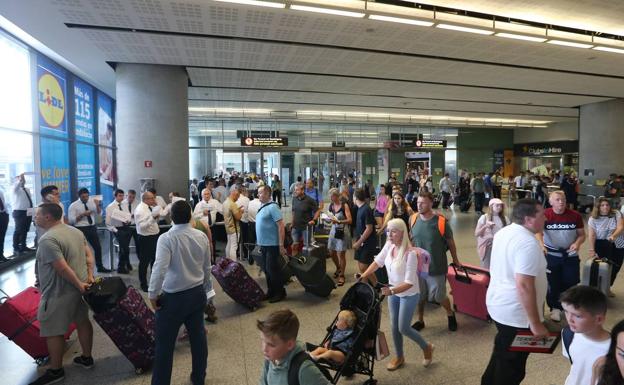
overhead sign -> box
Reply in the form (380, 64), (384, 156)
(514, 141), (579, 156)
(414, 139), (447, 149)
(241, 137), (288, 147)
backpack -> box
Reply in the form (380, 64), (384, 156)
(409, 212), (448, 252)
(562, 326), (574, 364)
(287, 351), (332, 385)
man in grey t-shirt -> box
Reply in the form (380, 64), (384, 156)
(30, 203), (96, 385)
(291, 182), (319, 253)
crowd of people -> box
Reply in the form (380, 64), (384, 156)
(4, 167), (624, 385)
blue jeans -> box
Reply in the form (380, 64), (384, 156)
(152, 285), (207, 385)
(546, 254), (580, 311)
(388, 293), (428, 356)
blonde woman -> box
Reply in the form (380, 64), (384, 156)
(378, 192), (413, 235)
(474, 198), (509, 269)
(326, 188), (352, 286)
(358, 218), (434, 371)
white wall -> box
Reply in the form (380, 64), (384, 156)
(513, 120), (578, 143)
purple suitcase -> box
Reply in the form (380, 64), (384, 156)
(93, 286), (155, 373)
(212, 258), (265, 310)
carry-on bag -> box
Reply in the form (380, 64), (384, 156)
(0, 287), (75, 365)
(211, 257), (265, 310)
(447, 263), (490, 321)
(250, 244), (292, 284)
(581, 257), (612, 296)
(84, 278), (155, 374)
(289, 254), (335, 298)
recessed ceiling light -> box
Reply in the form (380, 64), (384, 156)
(546, 39), (594, 49)
(495, 32), (546, 42)
(593, 46), (624, 54)
(290, 4), (365, 18)
(436, 23), (494, 35)
(369, 14), (434, 27)
(214, 0), (285, 8)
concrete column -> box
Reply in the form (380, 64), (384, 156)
(116, 64), (189, 198)
(579, 99), (624, 184)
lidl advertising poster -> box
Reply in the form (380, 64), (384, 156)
(40, 137), (71, 208)
(74, 78), (94, 142)
(76, 143), (96, 194)
(37, 55), (67, 138)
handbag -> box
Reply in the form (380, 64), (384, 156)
(375, 331), (390, 361)
(334, 227), (344, 240)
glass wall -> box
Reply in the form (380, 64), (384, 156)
(0, 29), (116, 257)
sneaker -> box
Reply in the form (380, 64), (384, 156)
(550, 308), (562, 322)
(116, 267), (129, 274)
(448, 313), (458, 331)
(73, 355), (94, 369)
(411, 320), (425, 331)
(28, 368), (65, 385)
(423, 343), (435, 368)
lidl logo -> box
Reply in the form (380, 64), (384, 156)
(38, 73), (65, 128)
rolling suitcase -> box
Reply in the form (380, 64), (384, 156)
(0, 287), (75, 365)
(289, 254), (335, 298)
(581, 257), (612, 296)
(447, 263), (490, 321)
(84, 277), (155, 374)
(211, 257), (265, 310)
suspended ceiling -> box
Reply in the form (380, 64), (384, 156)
(1, 0), (623, 129)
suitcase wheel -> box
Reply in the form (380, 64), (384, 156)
(35, 357), (50, 366)
(135, 367), (145, 375)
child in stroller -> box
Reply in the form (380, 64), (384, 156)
(310, 310), (357, 364)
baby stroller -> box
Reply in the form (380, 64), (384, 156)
(306, 282), (382, 384)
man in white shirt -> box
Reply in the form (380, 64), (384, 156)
(11, 173), (34, 255)
(438, 173), (453, 209)
(148, 201), (213, 385)
(237, 185), (252, 261)
(124, 189), (139, 272)
(105, 189), (132, 274)
(0, 187), (9, 262)
(68, 188), (110, 273)
(193, 188), (222, 226)
(514, 172), (527, 199)
(213, 179), (227, 203)
(134, 191), (162, 292)
(481, 198), (549, 385)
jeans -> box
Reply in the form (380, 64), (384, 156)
(225, 232), (239, 260)
(387, 293), (428, 356)
(441, 192), (451, 209)
(77, 225), (104, 268)
(12, 210), (31, 251)
(261, 245), (286, 298)
(138, 234), (159, 287)
(546, 254), (580, 311)
(474, 192), (485, 213)
(481, 322), (530, 385)
(152, 285), (207, 385)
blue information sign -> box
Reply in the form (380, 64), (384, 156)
(74, 78), (94, 142)
(40, 137), (71, 209)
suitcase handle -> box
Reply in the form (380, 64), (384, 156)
(291, 255), (307, 265)
(450, 263), (472, 284)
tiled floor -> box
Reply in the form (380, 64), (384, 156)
(2, 202), (622, 385)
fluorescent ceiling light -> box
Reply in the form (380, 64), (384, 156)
(593, 46), (624, 54)
(436, 23), (494, 35)
(495, 32), (546, 43)
(290, 5), (365, 18)
(214, 0), (285, 8)
(368, 14), (434, 27)
(546, 39), (593, 49)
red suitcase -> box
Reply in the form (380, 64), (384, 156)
(0, 287), (75, 364)
(447, 263), (490, 321)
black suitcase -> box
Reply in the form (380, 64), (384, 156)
(460, 200), (472, 212)
(289, 255), (335, 297)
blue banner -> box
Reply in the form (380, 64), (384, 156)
(40, 137), (71, 209)
(74, 78), (94, 142)
(97, 91), (114, 147)
(37, 56), (67, 138)
(76, 144), (96, 194)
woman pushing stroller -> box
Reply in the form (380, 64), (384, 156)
(358, 218), (435, 371)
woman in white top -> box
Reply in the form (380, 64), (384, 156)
(588, 197), (624, 295)
(358, 218), (434, 372)
(475, 198), (509, 269)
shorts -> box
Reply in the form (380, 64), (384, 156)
(373, 210), (385, 218)
(418, 274), (447, 304)
(291, 227), (308, 244)
(355, 246), (376, 265)
(38, 291), (89, 337)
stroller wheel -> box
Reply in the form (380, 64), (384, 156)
(363, 379), (377, 385)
